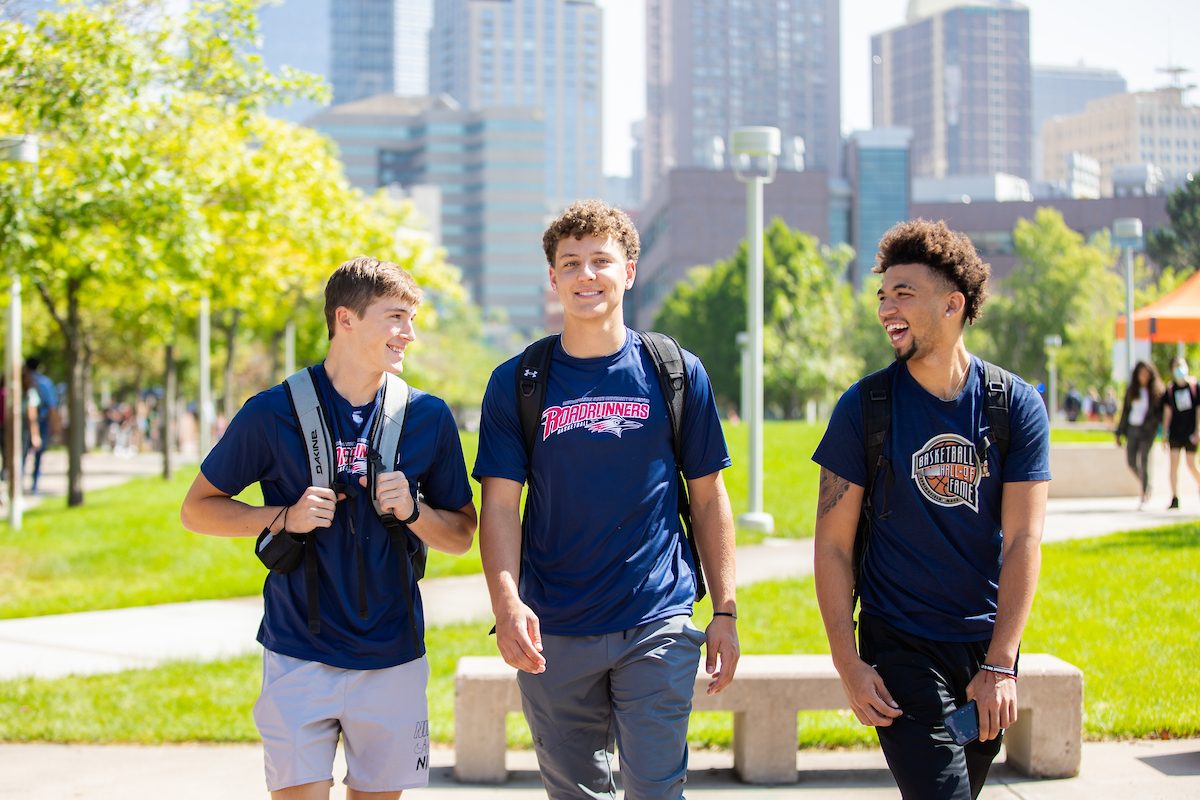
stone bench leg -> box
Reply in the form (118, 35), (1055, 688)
(1004, 666), (1084, 778)
(733, 708), (799, 783)
(454, 680), (509, 782)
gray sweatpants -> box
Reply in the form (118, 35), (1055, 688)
(516, 614), (705, 800)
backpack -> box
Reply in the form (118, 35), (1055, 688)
(516, 331), (707, 601)
(275, 367), (425, 638)
(853, 360), (1012, 612)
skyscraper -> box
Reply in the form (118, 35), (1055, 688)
(308, 95), (548, 331)
(872, 0), (1032, 180)
(429, 0), (603, 210)
(258, 0), (433, 122)
(1032, 65), (1125, 180)
(1042, 87), (1200, 196)
(643, 0), (842, 203)
(846, 128), (912, 289)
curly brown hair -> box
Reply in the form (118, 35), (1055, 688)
(875, 219), (991, 324)
(542, 199), (640, 265)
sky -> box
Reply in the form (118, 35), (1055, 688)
(596, 0), (1200, 178)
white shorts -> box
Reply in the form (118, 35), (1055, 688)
(252, 650), (431, 793)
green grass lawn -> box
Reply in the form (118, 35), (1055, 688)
(4, 523), (1198, 745)
(722, 421), (824, 542)
(0, 420), (1122, 620)
(0, 463), (481, 621)
(0, 423), (824, 617)
(1050, 426), (1119, 444)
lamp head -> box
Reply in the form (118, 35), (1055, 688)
(0, 135), (38, 165)
(1113, 217), (1143, 251)
(730, 127), (781, 183)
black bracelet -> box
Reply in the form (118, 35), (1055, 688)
(712, 611), (737, 620)
(398, 499), (421, 526)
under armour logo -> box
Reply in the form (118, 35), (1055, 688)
(523, 369), (539, 379)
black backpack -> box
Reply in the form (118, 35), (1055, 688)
(516, 331), (707, 601)
(853, 360), (1012, 610)
(266, 368), (425, 641)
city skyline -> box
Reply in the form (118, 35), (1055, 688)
(599, 0), (1200, 179)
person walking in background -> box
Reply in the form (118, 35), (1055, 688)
(23, 357), (58, 494)
(812, 220), (1050, 799)
(1116, 361), (1164, 510)
(1160, 356), (1200, 510)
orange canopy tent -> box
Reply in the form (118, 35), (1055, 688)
(1115, 269), (1200, 343)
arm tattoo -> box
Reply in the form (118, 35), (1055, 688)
(817, 467), (851, 520)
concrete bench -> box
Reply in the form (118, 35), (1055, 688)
(1049, 444), (1143, 498)
(454, 653), (1082, 784)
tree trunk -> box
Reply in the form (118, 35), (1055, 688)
(268, 325), (285, 384)
(222, 309), (241, 424)
(64, 281), (85, 507)
(161, 341), (175, 480)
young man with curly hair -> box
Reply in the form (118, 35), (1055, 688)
(811, 220), (1051, 799)
(473, 200), (739, 799)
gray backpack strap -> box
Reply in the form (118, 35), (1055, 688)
(281, 367), (334, 635)
(370, 372), (410, 518)
(283, 368), (333, 490)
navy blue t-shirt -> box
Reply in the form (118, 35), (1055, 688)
(201, 365), (473, 669)
(812, 357), (1051, 642)
(472, 330), (731, 636)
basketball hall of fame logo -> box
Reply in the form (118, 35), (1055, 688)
(911, 433), (983, 512)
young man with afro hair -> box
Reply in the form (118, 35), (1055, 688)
(812, 219), (1051, 799)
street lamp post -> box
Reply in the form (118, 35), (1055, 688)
(1113, 217), (1143, 378)
(1044, 335), (1062, 421)
(1, 134), (37, 530)
(731, 126), (780, 534)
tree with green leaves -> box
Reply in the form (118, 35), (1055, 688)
(654, 219), (861, 417)
(974, 208), (1122, 393)
(0, 0), (471, 502)
(1147, 175), (1200, 272)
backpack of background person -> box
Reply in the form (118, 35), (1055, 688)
(515, 331), (708, 601)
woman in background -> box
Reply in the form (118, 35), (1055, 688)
(1117, 361), (1164, 509)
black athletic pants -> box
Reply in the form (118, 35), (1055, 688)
(858, 613), (1004, 800)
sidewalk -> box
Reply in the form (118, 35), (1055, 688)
(3, 447), (1199, 796)
(2, 739), (1198, 798)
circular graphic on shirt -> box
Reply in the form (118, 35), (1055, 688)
(910, 433), (981, 512)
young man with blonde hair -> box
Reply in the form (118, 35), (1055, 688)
(474, 200), (739, 799)
(182, 256), (477, 799)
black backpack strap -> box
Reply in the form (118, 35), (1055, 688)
(977, 361), (1013, 476)
(517, 335), (559, 459)
(854, 363), (897, 612)
(638, 330), (706, 602)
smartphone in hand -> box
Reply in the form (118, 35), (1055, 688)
(944, 700), (979, 746)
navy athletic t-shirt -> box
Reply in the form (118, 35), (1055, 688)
(201, 364), (473, 669)
(812, 357), (1051, 642)
(472, 330), (731, 636)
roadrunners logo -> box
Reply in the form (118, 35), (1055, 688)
(911, 433), (982, 512)
(541, 397), (650, 440)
